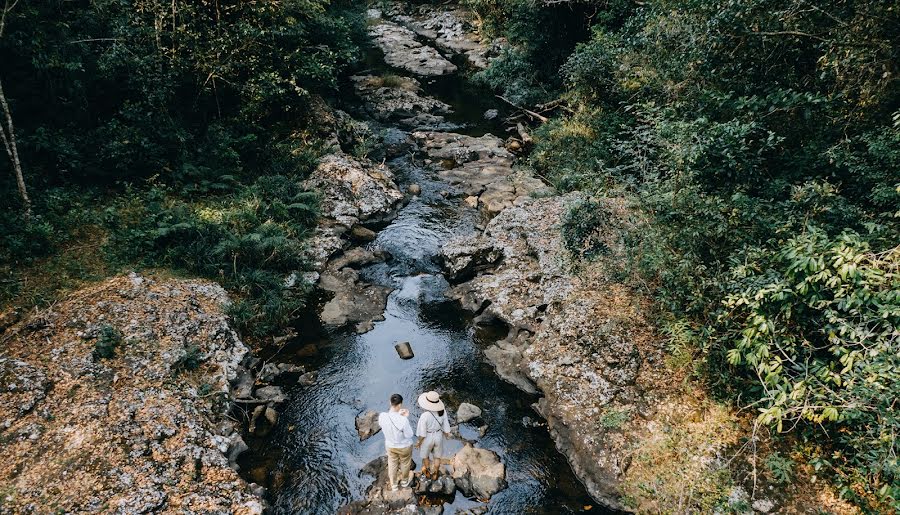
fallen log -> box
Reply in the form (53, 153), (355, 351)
(495, 95), (549, 123)
(516, 123), (533, 145)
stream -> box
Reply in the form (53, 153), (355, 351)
(239, 15), (602, 515)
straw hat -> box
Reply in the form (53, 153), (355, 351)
(417, 391), (445, 411)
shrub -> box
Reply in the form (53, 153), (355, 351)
(93, 325), (122, 360)
(174, 345), (203, 372)
(105, 174), (319, 337)
(722, 230), (899, 508)
(562, 197), (611, 260)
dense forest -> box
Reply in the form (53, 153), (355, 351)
(0, 0), (366, 335)
(1, 0), (898, 511)
(466, 0), (898, 510)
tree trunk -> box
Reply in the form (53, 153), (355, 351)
(0, 78), (31, 221)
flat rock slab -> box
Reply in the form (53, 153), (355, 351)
(302, 152), (404, 271)
(0, 274), (264, 513)
(352, 75), (451, 122)
(368, 17), (457, 76)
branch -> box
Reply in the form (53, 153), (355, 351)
(495, 95), (549, 123)
(66, 38), (121, 45)
(0, 0), (21, 38)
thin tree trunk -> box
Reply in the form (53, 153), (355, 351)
(0, 78), (31, 220)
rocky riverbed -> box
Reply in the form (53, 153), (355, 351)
(0, 2), (858, 514)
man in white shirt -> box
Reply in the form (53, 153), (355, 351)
(377, 393), (415, 490)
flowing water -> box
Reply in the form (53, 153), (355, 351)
(239, 31), (606, 515)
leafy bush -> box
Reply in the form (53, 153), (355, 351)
(723, 230), (899, 507)
(486, 0), (900, 507)
(562, 197), (611, 259)
(105, 174), (319, 336)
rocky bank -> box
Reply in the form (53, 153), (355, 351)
(0, 274), (264, 512)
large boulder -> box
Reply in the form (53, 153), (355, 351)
(351, 75), (451, 123)
(387, 3), (503, 69)
(451, 445), (506, 499)
(303, 153), (404, 271)
(339, 456), (417, 514)
(412, 132), (552, 218)
(456, 402), (482, 424)
(318, 268), (392, 334)
(367, 16), (458, 76)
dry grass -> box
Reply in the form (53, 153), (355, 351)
(1, 224), (114, 312)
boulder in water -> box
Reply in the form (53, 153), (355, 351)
(350, 225), (378, 243)
(451, 444), (506, 499)
(408, 183), (422, 196)
(255, 385), (287, 405)
(298, 371), (318, 386)
(356, 409), (382, 441)
(456, 402), (482, 423)
(395, 341), (415, 360)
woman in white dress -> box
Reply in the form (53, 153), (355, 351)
(415, 390), (451, 479)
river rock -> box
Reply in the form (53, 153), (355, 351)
(456, 402), (482, 423)
(303, 153), (404, 271)
(483, 109), (499, 120)
(255, 385), (287, 405)
(329, 247), (383, 271)
(340, 455), (417, 514)
(298, 371), (318, 386)
(387, 3), (500, 69)
(367, 17), (458, 76)
(356, 409), (382, 441)
(0, 274), (264, 513)
(408, 183), (422, 196)
(411, 131), (552, 217)
(319, 268), (392, 334)
(484, 341), (538, 394)
(451, 445), (506, 499)
(395, 341), (415, 360)
(350, 225), (378, 243)
(257, 362), (304, 383)
(414, 474), (456, 496)
(352, 75), (452, 123)
(441, 194), (752, 511)
(440, 237), (502, 282)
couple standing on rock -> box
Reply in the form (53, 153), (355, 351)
(377, 391), (451, 491)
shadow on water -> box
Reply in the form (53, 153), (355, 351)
(238, 21), (608, 515)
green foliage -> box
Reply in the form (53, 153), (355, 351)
(0, 0), (364, 334)
(174, 345), (203, 372)
(765, 453), (794, 485)
(93, 325), (123, 360)
(562, 197), (610, 259)
(467, 0), (599, 104)
(105, 174), (319, 336)
(724, 230), (899, 506)
(482, 0), (900, 508)
(599, 408), (630, 430)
